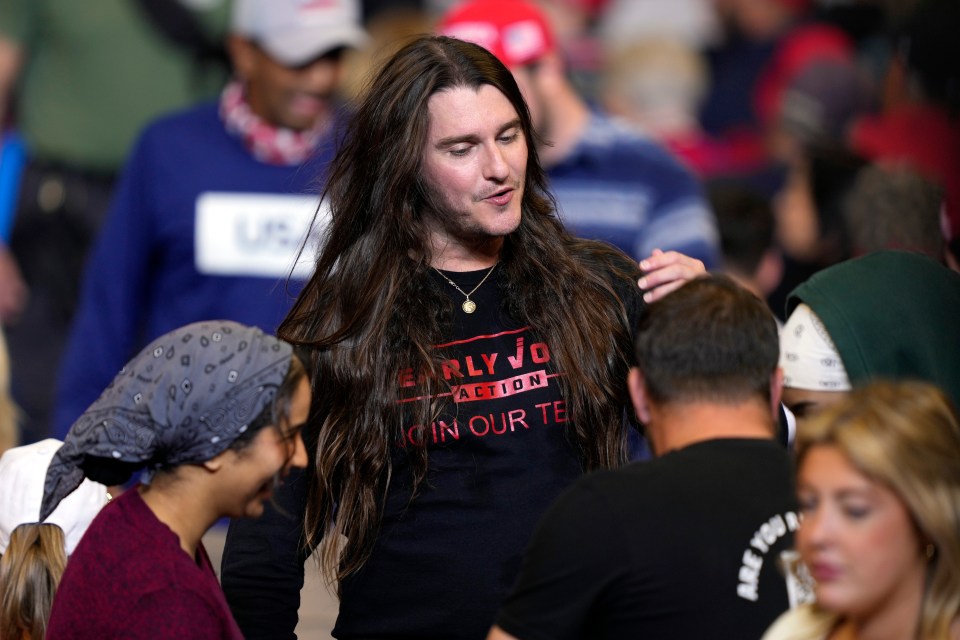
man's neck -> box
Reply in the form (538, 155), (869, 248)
(428, 233), (503, 271)
(537, 84), (590, 169)
(647, 400), (776, 456)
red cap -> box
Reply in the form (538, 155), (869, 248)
(754, 23), (853, 126)
(439, 0), (555, 67)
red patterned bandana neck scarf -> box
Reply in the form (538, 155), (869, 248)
(219, 80), (330, 166)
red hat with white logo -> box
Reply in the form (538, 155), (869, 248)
(439, 0), (555, 68)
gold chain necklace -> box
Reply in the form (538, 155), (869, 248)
(433, 262), (498, 314)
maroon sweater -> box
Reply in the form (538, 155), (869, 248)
(48, 487), (242, 639)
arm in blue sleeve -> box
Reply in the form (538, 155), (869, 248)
(52, 133), (157, 437)
(635, 161), (721, 270)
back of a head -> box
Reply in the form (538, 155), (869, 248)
(709, 182), (777, 279)
(843, 163), (944, 259)
(600, 39), (708, 133)
(0, 523), (66, 640)
(776, 57), (874, 159)
(796, 380), (960, 636)
(634, 274), (780, 405)
(786, 250), (960, 409)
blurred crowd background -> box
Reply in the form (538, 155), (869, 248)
(0, 0), (958, 451)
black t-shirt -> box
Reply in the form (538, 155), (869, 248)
(222, 262), (643, 640)
(497, 438), (798, 640)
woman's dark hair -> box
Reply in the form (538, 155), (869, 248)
(229, 353), (308, 453)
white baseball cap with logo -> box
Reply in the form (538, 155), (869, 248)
(0, 439), (110, 555)
(232, 0), (368, 66)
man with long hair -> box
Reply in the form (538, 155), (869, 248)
(221, 35), (704, 640)
(440, 0), (721, 269)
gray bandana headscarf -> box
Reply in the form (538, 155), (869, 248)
(40, 320), (293, 522)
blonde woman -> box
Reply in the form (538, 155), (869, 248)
(763, 381), (960, 639)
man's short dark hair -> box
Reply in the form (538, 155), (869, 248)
(634, 274), (779, 405)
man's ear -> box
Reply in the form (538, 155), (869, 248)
(227, 35), (256, 82)
(770, 366), (784, 421)
(628, 367), (652, 424)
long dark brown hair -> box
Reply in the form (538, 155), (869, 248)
(279, 36), (641, 585)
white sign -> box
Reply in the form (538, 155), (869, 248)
(195, 192), (328, 279)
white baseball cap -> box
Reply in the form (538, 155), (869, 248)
(232, 0), (367, 66)
(0, 439), (110, 555)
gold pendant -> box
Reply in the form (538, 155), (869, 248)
(462, 300), (477, 314)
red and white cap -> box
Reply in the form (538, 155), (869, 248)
(439, 0), (555, 68)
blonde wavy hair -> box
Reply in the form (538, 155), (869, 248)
(0, 524), (67, 640)
(795, 380), (960, 639)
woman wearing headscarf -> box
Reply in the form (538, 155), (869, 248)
(40, 320), (310, 639)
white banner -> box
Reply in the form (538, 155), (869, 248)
(195, 192), (328, 279)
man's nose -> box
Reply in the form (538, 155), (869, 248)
(482, 145), (510, 181)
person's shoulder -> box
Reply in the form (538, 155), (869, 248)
(122, 583), (237, 637)
(139, 101), (221, 141)
(624, 439), (792, 496)
(545, 461), (666, 527)
(576, 459), (663, 499)
(671, 438), (792, 472)
(583, 111), (697, 174)
(761, 605), (836, 640)
(126, 101), (223, 168)
(545, 467), (626, 522)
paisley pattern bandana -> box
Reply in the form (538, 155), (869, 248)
(220, 80), (331, 166)
(779, 303), (852, 392)
(40, 321), (293, 522)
